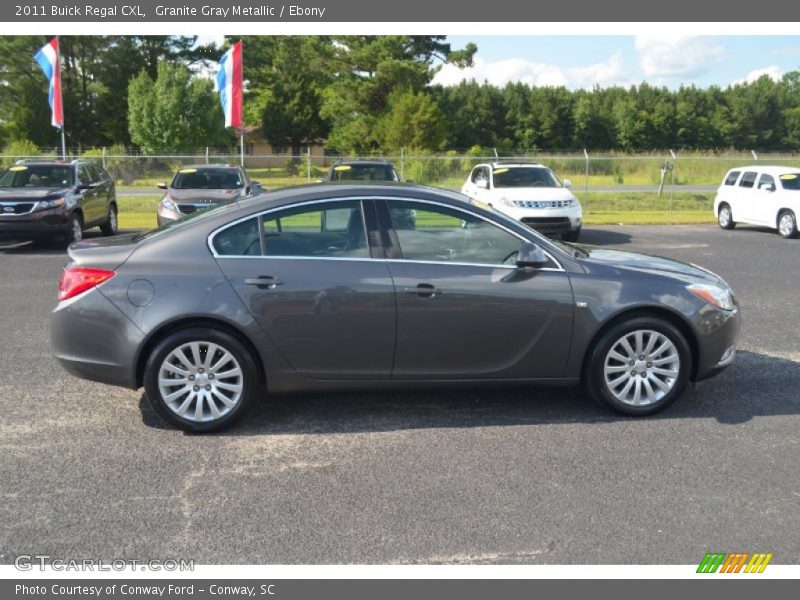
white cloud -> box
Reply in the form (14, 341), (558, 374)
(732, 66), (783, 85)
(634, 35), (724, 77)
(431, 51), (629, 89)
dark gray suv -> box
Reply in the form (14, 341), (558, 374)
(51, 183), (739, 432)
(0, 159), (118, 243)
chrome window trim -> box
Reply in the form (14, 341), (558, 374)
(207, 195), (564, 272)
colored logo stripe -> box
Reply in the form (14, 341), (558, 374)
(697, 552), (773, 573)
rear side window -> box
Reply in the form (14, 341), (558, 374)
(724, 171), (740, 186)
(261, 201), (369, 258)
(739, 172), (758, 189)
(213, 217), (261, 256)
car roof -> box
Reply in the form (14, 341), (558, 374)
(490, 161), (545, 168)
(331, 160), (396, 167)
(175, 164), (242, 171)
(727, 165), (800, 175)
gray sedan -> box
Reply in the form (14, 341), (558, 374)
(51, 184), (740, 432)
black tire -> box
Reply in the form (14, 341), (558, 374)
(584, 316), (692, 416)
(562, 227), (581, 242)
(100, 203), (118, 236)
(144, 327), (259, 432)
(777, 210), (797, 239)
(718, 203), (735, 230)
(65, 213), (83, 245)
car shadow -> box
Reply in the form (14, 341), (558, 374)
(137, 349), (800, 435)
(575, 228), (633, 246)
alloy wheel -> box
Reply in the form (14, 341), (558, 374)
(603, 329), (680, 406)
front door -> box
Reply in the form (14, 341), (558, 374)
(378, 198), (574, 379)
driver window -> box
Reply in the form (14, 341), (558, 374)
(387, 200), (522, 266)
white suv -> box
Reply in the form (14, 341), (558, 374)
(715, 166), (799, 239)
(461, 162), (582, 241)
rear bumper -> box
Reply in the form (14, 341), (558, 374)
(692, 303), (741, 381)
(50, 287), (145, 389)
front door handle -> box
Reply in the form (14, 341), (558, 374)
(244, 276), (283, 289)
(404, 283), (439, 298)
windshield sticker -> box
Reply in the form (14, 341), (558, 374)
(493, 168), (509, 174)
(779, 174), (798, 180)
(333, 165), (352, 171)
(9, 165), (28, 171)
(178, 168), (197, 174)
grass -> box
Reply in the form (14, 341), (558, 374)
(116, 191), (717, 231)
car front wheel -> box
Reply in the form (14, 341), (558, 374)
(144, 327), (259, 432)
(65, 213), (83, 245)
(718, 204), (735, 230)
(585, 317), (691, 415)
(778, 210), (797, 239)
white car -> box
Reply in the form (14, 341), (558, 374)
(461, 162), (582, 241)
(715, 166), (799, 239)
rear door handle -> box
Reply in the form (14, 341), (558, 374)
(404, 283), (439, 298)
(244, 276), (283, 289)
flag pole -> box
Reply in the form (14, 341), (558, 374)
(57, 37), (66, 160)
(240, 128), (244, 167)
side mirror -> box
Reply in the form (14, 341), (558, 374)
(562, 179), (572, 188)
(156, 182), (168, 190)
(516, 242), (550, 268)
(78, 182), (97, 191)
(761, 183), (776, 192)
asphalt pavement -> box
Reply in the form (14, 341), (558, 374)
(0, 223), (798, 565)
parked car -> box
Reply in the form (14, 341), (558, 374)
(156, 164), (256, 226)
(715, 166), (799, 238)
(461, 161), (582, 241)
(51, 184), (739, 432)
(326, 160), (400, 182)
(0, 159), (117, 243)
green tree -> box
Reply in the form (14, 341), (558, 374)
(127, 61), (230, 153)
(380, 89), (445, 151)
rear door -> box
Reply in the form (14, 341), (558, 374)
(212, 198), (397, 380)
(377, 198), (574, 380)
(754, 173), (777, 225)
(737, 170), (759, 223)
(77, 165), (102, 225)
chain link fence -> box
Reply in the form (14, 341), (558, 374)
(4, 150), (800, 224)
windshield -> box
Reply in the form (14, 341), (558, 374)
(171, 168), (243, 190)
(779, 173), (800, 190)
(493, 167), (561, 188)
(330, 164), (399, 182)
(0, 165), (73, 188)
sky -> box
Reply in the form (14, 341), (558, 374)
(196, 35), (800, 89)
(434, 36), (800, 89)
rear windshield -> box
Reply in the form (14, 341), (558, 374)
(329, 164), (399, 182)
(779, 173), (800, 190)
(171, 168), (243, 190)
(0, 165), (73, 188)
(493, 167), (561, 188)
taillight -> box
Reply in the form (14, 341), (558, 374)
(58, 267), (115, 301)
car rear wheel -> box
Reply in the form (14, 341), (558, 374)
(65, 213), (83, 245)
(562, 228), (581, 242)
(718, 204), (735, 230)
(100, 204), (118, 236)
(585, 316), (691, 415)
(778, 210), (797, 239)
(144, 328), (259, 432)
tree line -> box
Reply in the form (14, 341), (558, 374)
(2, 35), (800, 156)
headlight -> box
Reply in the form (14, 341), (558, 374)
(687, 283), (736, 311)
(161, 197), (178, 212)
(36, 198), (65, 210)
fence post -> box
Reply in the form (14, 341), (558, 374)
(669, 149), (677, 220)
(102, 147), (106, 169)
(205, 147), (209, 164)
(583, 148), (589, 194)
(751, 149), (759, 161)
(401, 148), (405, 182)
(307, 146), (312, 182)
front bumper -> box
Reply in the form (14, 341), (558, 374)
(495, 204), (582, 234)
(0, 209), (70, 238)
(51, 287), (145, 389)
(692, 303), (741, 381)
